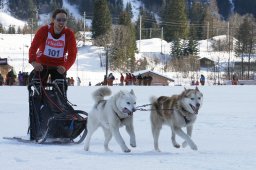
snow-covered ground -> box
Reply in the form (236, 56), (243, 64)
(0, 85), (256, 170)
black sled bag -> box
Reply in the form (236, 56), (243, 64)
(28, 82), (87, 143)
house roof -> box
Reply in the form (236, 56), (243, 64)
(198, 57), (215, 62)
(133, 70), (175, 82)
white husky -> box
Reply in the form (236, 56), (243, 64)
(84, 87), (137, 152)
(150, 87), (203, 152)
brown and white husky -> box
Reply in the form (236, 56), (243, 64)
(150, 87), (203, 152)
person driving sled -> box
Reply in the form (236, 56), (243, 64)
(29, 8), (77, 89)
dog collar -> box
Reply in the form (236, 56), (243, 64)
(181, 107), (191, 124)
(183, 115), (190, 124)
(114, 111), (125, 121)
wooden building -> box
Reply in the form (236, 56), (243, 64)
(199, 57), (215, 68)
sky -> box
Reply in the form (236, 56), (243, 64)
(0, 85), (256, 170)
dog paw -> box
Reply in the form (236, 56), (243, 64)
(190, 144), (198, 150)
(155, 149), (161, 152)
(174, 144), (180, 148)
(182, 141), (188, 148)
(130, 143), (136, 148)
(84, 146), (89, 151)
(123, 148), (131, 153)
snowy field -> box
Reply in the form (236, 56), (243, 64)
(0, 85), (256, 170)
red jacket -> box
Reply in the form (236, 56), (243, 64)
(29, 23), (77, 70)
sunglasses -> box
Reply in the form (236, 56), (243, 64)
(55, 18), (67, 22)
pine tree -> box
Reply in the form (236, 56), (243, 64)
(189, 2), (205, 40)
(235, 15), (256, 79)
(8, 25), (15, 34)
(110, 10), (136, 72)
(125, 2), (133, 19)
(0, 23), (4, 33)
(108, 0), (123, 17)
(171, 39), (183, 58)
(92, 0), (112, 40)
(17, 26), (22, 34)
(163, 0), (189, 41)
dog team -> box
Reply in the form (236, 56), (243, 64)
(84, 86), (203, 153)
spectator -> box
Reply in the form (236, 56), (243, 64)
(195, 80), (199, 86)
(77, 77), (81, 86)
(70, 77), (75, 86)
(124, 73), (129, 85)
(232, 73), (238, 85)
(18, 71), (24, 86)
(0, 73), (3, 85)
(107, 73), (115, 86)
(200, 74), (205, 86)
(132, 74), (136, 85)
(191, 80), (195, 86)
(67, 77), (71, 85)
(6, 69), (16, 85)
(23, 72), (29, 85)
(128, 73), (132, 85)
(137, 74), (142, 86)
(120, 73), (124, 86)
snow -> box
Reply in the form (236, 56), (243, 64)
(0, 12), (26, 30)
(0, 86), (256, 170)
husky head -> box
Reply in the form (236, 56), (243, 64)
(181, 87), (203, 114)
(115, 89), (136, 117)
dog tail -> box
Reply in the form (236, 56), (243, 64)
(150, 96), (159, 110)
(150, 96), (157, 104)
(92, 87), (111, 103)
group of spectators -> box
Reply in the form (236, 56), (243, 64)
(18, 71), (29, 86)
(123, 73), (153, 86)
(0, 70), (30, 86)
(98, 72), (153, 86)
(0, 70), (81, 87)
(105, 73), (153, 86)
(191, 74), (205, 86)
(67, 77), (75, 86)
(0, 70), (28, 86)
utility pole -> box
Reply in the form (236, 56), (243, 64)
(105, 46), (109, 83)
(207, 22), (209, 52)
(139, 15), (142, 52)
(227, 22), (231, 80)
(161, 27), (163, 54)
(83, 11), (86, 46)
